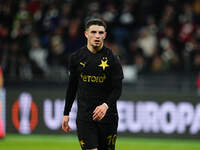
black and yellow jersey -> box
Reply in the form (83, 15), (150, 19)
(64, 46), (124, 122)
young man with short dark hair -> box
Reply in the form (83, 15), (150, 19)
(62, 18), (123, 150)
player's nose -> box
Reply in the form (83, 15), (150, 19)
(95, 33), (101, 38)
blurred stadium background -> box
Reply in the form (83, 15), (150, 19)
(1, 0), (200, 149)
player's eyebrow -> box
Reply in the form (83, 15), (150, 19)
(90, 30), (105, 34)
(91, 30), (97, 33)
(99, 31), (104, 34)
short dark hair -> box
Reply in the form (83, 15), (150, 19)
(85, 18), (107, 30)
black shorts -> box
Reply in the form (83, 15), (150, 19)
(76, 120), (118, 150)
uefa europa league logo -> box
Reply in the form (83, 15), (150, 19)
(19, 93), (32, 134)
(12, 92), (38, 134)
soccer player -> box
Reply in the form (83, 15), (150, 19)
(62, 17), (124, 150)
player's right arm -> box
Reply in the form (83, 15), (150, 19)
(62, 115), (72, 132)
(62, 54), (78, 132)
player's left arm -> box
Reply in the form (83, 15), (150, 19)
(93, 55), (123, 121)
(105, 54), (124, 107)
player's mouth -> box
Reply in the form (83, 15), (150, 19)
(94, 40), (100, 44)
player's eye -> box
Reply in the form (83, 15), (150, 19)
(91, 31), (96, 34)
(99, 31), (104, 34)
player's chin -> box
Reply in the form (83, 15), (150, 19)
(93, 42), (101, 47)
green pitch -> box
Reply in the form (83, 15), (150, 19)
(1, 134), (200, 150)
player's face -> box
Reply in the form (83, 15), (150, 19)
(85, 25), (106, 50)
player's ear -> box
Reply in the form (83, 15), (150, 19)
(84, 31), (88, 38)
(103, 32), (107, 39)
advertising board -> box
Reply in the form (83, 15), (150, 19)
(5, 87), (200, 138)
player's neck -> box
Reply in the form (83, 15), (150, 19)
(87, 44), (103, 54)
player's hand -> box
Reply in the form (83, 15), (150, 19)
(62, 115), (72, 132)
(93, 103), (108, 121)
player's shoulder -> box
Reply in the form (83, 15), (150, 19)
(70, 46), (86, 60)
(104, 46), (120, 63)
(71, 46), (86, 56)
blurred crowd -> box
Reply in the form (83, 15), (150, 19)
(0, 0), (200, 81)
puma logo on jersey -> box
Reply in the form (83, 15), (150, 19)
(79, 140), (85, 148)
(80, 62), (86, 67)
